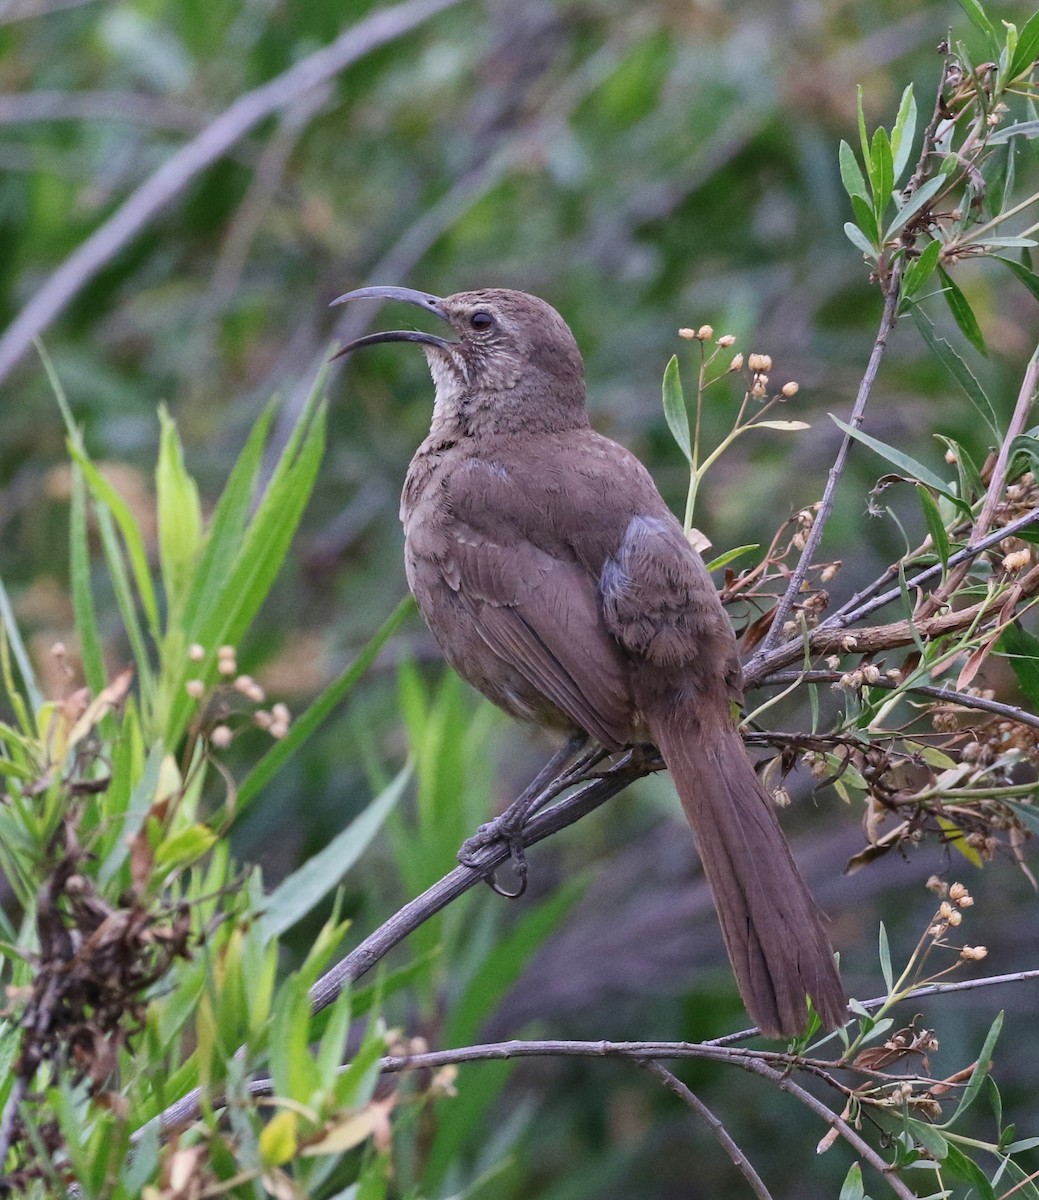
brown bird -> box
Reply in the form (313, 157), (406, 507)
(332, 284), (846, 1038)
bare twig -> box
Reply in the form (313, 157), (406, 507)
(637, 1060), (774, 1200)
(762, 669), (1039, 733)
(0, 0), (465, 384)
(749, 270), (903, 663)
(737, 1057), (916, 1200)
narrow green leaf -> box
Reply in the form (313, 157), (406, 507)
(906, 1117), (949, 1161)
(662, 355), (691, 462)
(838, 139), (869, 202)
(850, 194), (880, 246)
(911, 308), (999, 437)
(844, 222), (878, 260)
(870, 126), (893, 221)
(901, 239), (942, 303)
(830, 413), (953, 495)
(237, 595), (415, 812)
(890, 84), (917, 183)
(987, 119), (1039, 146)
(857, 85), (871, 172)
(168, 401), (327, 745)
(885, 175), (946, 241)
(1006, 800), (1039, 837)
(938, 266), (988, 355)
(996, 255), (1039, 305)
(259, 764), (409, 942)
(943, 1011), (1004, 1127)
(1008, 9), (1039, 82)
(839, 1162), (865, 1200)
(156, 406), (202, 624)
(956, 0), (999, 49)
(878, 922), (893, 992)
(705, 544), (759, 572)
(941, 1141), (997, 1200)
(916, 485), (950, 575)
(68, 446), (161, 639)
(753, 420), (810, 431)
(997, 623), (1039, 709)
(0, 576), (42, 719)
(182, 402), (275, 638)
(69, 466), (105, 698)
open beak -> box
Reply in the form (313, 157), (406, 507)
(330, 285), (454, 360)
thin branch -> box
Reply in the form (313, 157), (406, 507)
(0, 0), (465, 384)
(751, 62), (957, 666)
(974, 343), (1039, 544)
(750, 270), (903, 663)
(737, 1057), (917, 1200)
(637, 1060), (774, 1200)
(761, 669), (1039, 733)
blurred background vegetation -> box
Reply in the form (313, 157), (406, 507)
(2, 0), (1038, 1195)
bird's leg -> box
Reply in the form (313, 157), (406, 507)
(459, 732), (603, 896)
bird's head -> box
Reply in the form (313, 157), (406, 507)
(331, 285), (588, 436)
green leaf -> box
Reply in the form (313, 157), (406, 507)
(259, 764), (409, 942)
(906, 1117), (949, 1161)
(900, 238), (942, 305)
(885, 175), (946, 242)
(911, 308), (999, 437)
(943, 1011), (1004, 1127)
(705, 544), (759, 572)
(997, 623), (1039, 709)
(1006, 800), (1039, 837)
(1008, 9), (1039, 82)
(850, 194), (880, 247)
(916, 485), (950, 576)
(857, 85), (871, 173)
(956, 0), (999, 50)
(869, 126), (893, 222)
(68, 445), (161, 639)
(830, 413), (954, 496)
(168, 399), (327, 745)
(662, 355), (691, 462)
(844, 222), (878, 259)
(938, 266), (988, 355)
(987, 119), (1039, 146)
(69, 466), (106, 699)
(878, 922), (893, 992)
(942, 1141), (996, 1200)
(155, 406), (202, 624)
(890, 84), (917, 183)
(996, 255), (1039, 305)
(839, 1162), (865, 1200)
(839, 139), (869, 202)
(181, 402), (274, 638)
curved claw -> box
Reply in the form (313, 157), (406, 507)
(486, 847), (528, 899)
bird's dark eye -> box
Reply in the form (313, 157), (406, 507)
(469, 310), (494, 330)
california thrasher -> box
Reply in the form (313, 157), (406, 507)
(332, 284), (846, 1037)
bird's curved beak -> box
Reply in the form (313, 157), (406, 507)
(330, 285), (454, 359)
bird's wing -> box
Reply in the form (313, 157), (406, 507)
(442, 530), (634, 748)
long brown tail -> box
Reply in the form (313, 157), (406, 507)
(649, 708), (846, 1038)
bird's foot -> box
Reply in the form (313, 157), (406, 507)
(458, 816), (529, 897)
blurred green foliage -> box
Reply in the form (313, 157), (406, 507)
(2, 0), (1039, 1196)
